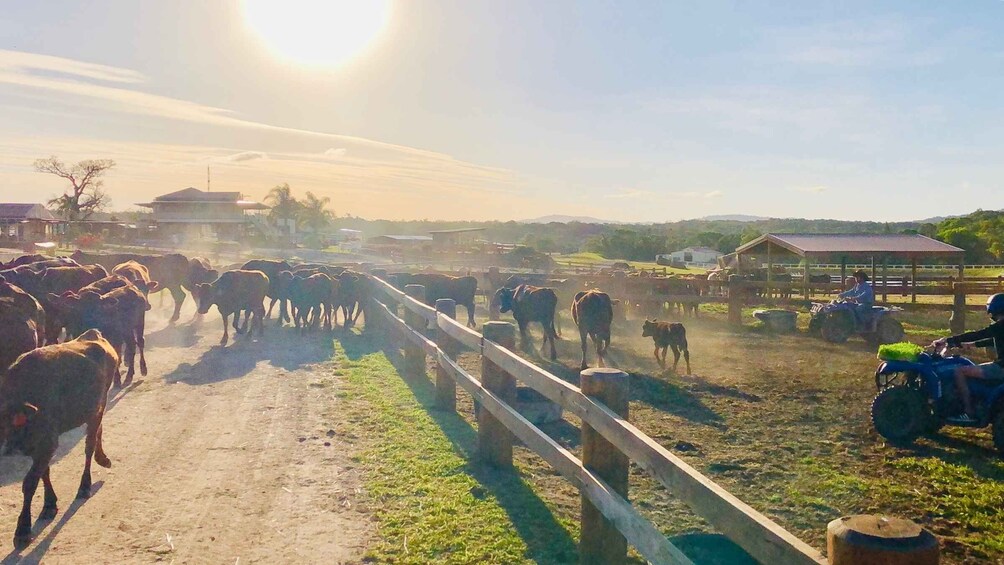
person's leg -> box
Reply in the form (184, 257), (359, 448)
(953, 364), (988, 417)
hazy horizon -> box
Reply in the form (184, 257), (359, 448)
(2, 1), (1002, 223)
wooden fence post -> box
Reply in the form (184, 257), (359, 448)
(580, 368), (630, 565)
(403, 284), (427, 377)
(435, 298), (458, 412)
(479, 321), (516, 469)
(727, 275), (743, 326)
(827, 515), (938, 565)
(950, 283), (967, 335)
(364, 270), (387, 333)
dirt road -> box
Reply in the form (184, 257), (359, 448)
(0, 302), (372, 564)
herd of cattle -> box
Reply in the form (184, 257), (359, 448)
(0, 251), (692, 549)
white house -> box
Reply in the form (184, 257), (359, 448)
(657, 246), (723, 265)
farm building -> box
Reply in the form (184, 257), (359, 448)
(428, 227), (486, 248)
(366, 234), (433, 247)
(0, 203), (62, 246)
(136, 187), (270, 242)
(657, 246), (723, 265)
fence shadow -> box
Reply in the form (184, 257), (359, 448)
(376, 340), (581, 565)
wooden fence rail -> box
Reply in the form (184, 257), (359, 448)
(367, 275), (828, 565)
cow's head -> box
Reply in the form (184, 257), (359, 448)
(493, 287), (516, 314)
(641, 319), (658, 337)
(0, 402), (39, 456)
(193, 283), (216, 314)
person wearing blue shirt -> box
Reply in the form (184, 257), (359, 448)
(838, 270), (874, 322)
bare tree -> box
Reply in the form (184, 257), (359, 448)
(33, 156), (115, 220)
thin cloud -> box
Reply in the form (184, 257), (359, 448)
(0, 49), (145, 84)
(790, 186), (827, 193)
(604, 188), (653, 199)
(223, 151), (268, 162)
(323, 148), (347, 158)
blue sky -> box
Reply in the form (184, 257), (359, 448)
(0, 1), (1002, 222)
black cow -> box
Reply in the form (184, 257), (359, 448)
(571, 290), (613, 370)
(492, 285), (558, 360)
(642, 319), (691, 373)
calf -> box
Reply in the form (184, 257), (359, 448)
(194, 270), (269, 346)
(571, 290), (614, 370)
(642, 319), (691, 373)
(0, 329), (117, 549)
(333, 271), (365, 329)
(51, 283), (149, 388)
(492, 285), (558, 360)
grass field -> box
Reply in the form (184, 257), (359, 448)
(340, 297), (1002, 564)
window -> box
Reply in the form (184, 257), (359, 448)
(683, 252), (693, 262)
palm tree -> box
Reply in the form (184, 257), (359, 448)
(299, 191), (334, 233)
(264, 183), (301, 234)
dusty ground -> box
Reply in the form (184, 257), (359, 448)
(0, 299), (372, 564)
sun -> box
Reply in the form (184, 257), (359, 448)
(242, 0), (391, 68)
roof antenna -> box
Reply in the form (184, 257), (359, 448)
(207, 166), (211, 192)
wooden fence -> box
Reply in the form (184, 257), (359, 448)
(364, 272), (828, 565)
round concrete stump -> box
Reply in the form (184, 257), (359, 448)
(827, 515), (938, 565)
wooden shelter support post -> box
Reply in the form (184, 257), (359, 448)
(911, 259), (918, 304)
(403, 285), (427, 377)
(951, 283), (967, 335)
(882, 257), (889, 303)
(435, 299), (458, 412)
(580, 368), (630, 565)
(479, 322), (517, 469)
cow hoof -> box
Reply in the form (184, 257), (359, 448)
(580, 364), (589, 371)
(96, 453), (112, 468)
(123, 377), (133, 388)
(13, 533), (31, 550)
(219, 338), (228, 347)
(76, 487), (91, 500)
(39, 506), (58, 520)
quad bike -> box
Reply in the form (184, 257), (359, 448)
(808, 299), (904, 344)
(871, 343), (1004, 452)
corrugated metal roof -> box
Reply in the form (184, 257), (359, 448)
(736, 233), (964, 257)
(153, 187), (242, 202)
(368, 235), (433, 242)
(428, 227), (486, 234)
(0, 203), (57, 221)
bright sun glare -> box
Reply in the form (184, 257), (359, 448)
(243, 0), (391, 68)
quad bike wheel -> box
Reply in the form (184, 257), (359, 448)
(871, 385), (930, 445)
(820, 311), (854, 343)
(868, 317), (905, 345)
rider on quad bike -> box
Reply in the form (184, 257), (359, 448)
(933, 293), (1004, 424)
(838, 270), (875, 325)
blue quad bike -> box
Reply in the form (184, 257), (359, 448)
(808, 299), (905, 345)
(871, 344), (1004, 452)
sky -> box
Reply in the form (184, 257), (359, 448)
(0, 0), (1002, 223)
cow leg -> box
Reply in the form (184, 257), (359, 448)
(15, 454), (49, 548)
(168, 286), (186, 323)
(220, 313), (230, 346)
(123, 338), (137, 387)
(579, 327), (589, 370)
(281, 298), (291, 324)
(465, 302), (476, 328)
(94, 415), (111, 468)
(78, 417), (102, 499)
(654, 346), (664, 368)
(592, 334), (605, 368)
(39, 467), (57, 520)
(670, 344), (681, 373)
(138, 312), (148, 377)
(546, 320), (558, 360)
(683, 347), (691, 374)
(266, 296), (277, 322)
(256, 304), (266, 337)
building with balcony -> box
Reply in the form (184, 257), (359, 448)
(137, 188), (270, 242)
(0, 203), (61, 246)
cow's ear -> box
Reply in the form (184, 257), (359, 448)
(11, 403), (38, 429)
(147, 281), (160, 293)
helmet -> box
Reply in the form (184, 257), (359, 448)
(987, 293), (1004, 316)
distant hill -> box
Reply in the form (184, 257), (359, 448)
(698, 214), (771, 222)
(520, 215), (621, 224)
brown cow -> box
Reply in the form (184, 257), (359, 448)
(0, 329), (117, 548)
(492, 285), (559, 360)
(240, 259), (292, 324)
(0, 254), (46, 269)
(571, 290), (613, 370)
(21, 265), (108, 343)
(194, 270), (269, 346)
(286, 272), (335, 332)
(0, 275), (45, 350)
(111, 260), (160, 300)
(0, 294), (41, 374)
(70, 251), (189, 322)
(642, 319), (691, 373)
(50, 282), (149, 388)
(391, 273), (478, 328)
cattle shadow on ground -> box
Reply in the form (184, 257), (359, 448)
(0, 482), (104, 565)
(144, 322), (199, 349)
(629, 372), (725, 428)
(162, 329), (335, 386)
(383, 350), (580, 565)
